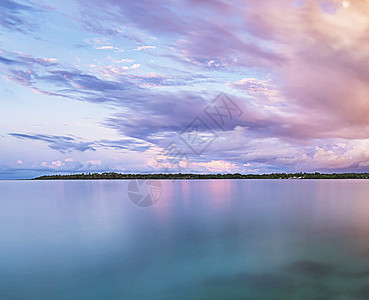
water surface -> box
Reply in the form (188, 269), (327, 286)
(1, 179), (369, 299)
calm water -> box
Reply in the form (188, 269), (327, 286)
(1, 180), (369, 299)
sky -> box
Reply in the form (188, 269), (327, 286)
(1, 0), (369, 179)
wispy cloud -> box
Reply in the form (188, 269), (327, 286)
(134, 45), (156, 51)
(0, 0), (41, 33)
(9, 133), (154, 154)
(9, 133), (96, 152)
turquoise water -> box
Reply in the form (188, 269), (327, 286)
(1, 180), (369, 299)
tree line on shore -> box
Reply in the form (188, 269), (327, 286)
(32, 172), (369, 180)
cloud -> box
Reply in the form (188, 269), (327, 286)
(34, 158), (105, 172)
(95, 45), (124, 52)
(0, 49), (208, 105)
(4, 0), (369, 174)
(90, 64), (140, 80)
(37, 158), (102, 170)
(72, 0), (369, 136)
(227, 78), (283, 103)
(134, 45), (156, 51)
(96, 46), (114, 50)
(9, 133), (155, 156)
(52, 160), (63, 167)
(0, 0), (41, 33)
(130, 63), (140, 69)
(77, 0), (285, 69)
(103, 90), (218, 141)
(191, 160), (241, 173)
(0, 51), (59, 67)
(86, 160), (102, 166)
(311, 140), (369, 170)
(97, 139), (152, 152)
(0, 55), (18, 65)
(4, 43), (369, 173)
(9, 133), (96, 152)
(108, 58), (135, 64)
(239, 0), (369, 129)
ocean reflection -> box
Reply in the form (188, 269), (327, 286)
(1, 180), (369, 299)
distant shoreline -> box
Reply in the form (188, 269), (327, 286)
(31, 172), (369, 180)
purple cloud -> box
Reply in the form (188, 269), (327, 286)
(9, 133), (97, 152)
(0, 0), (42, 33)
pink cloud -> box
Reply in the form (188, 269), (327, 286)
(51, 160), (63, 167)
(86, 160), (102, 166)
(192, 160), (241, 173)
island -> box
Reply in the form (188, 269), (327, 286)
(32, 172), (369, 180)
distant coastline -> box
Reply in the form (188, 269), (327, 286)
(32, 172), (369, 180)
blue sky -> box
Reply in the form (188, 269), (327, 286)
(1, 0), (369, 179)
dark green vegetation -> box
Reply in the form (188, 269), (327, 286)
(33, 172), (369, 180)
